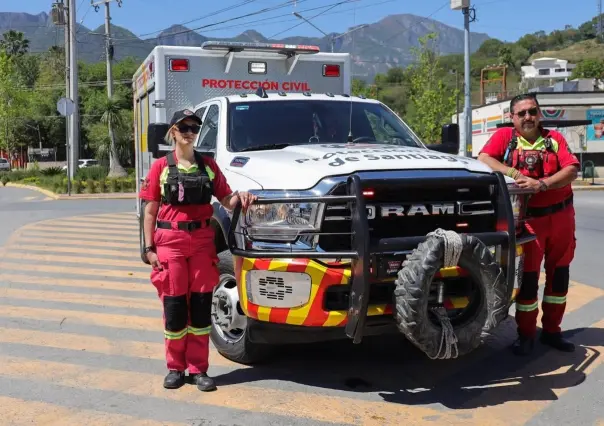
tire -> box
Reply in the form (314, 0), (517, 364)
(139, 201), (150, 264)
(210, 250), (273, 365)
(393, 232), (508, 358)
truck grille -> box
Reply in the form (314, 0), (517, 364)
(319, 178), (498, 252)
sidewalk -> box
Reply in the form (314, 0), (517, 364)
(572, 177), (604, 191)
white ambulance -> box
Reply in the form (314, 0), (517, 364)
(132, 41), (533, 366)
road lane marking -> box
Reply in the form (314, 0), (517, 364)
(0, 287), (159, 311)
(41, 221), (138, 231)
(0, 327), (241, 367)
(3, 251), (148, 269)
(24, 225), (138, 237)
(17, 230), (137, 243)
(15, 236), (139, 250)
(0, 355), (499, 425)
(0, 396), (186, 426)
(455, 318), (604, 426)
(0, 262), (149, 280)
(0, 211), (602, 425)
(0, 273), (154, 293)
(9, 244), (140, 258)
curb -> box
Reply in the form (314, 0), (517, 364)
(572, 185), (604, 191)
(3, 183), (136, 200)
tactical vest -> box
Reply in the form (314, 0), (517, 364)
(161, 151), (214, 206)
(503, 129), (561, 179)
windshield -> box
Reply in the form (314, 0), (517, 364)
(228, 100), (424, 152)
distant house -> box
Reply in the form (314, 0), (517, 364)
(521, 57), (576, 83)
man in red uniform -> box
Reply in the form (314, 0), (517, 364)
(139, 109), (256, 391)
(478, 93), (579, 356)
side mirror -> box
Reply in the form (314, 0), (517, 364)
(428, 123), (459, 155)
(147, 123), (171, 159)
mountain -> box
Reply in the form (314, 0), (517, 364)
(0, 11), (490, 81)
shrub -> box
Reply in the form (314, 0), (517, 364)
(41, 167), (64, 176)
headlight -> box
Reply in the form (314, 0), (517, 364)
(242, 202), (324, 242)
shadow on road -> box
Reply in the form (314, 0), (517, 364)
(214, 320), (601, 409)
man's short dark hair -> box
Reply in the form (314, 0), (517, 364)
(510, 93), (540, 113)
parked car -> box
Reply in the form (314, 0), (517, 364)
(0, 158), (10, 172)
(61, 159), (99, 172)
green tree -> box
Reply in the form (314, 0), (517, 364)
(405, 33), (457, 144)
(571, 58), (604, 79)
(0, 30), (30, 56)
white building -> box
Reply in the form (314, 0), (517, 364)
(521, 57), (576, 82)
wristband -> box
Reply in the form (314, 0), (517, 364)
(144, 246), (155, 254)
(538, 180), (548, 192)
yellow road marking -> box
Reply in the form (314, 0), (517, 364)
(61, 217), (136, 226)
(0, 396), (186, 426)
(0, 355), (495, 425)
(25, 225), (138, 237)
(16, 236), (139, 250)
(1, 305), (161, 331)
(0, 273), (154, 294)
(18, 230), (136, 243)
(0, 327), (242, 369)
(0, 261), (149, 280)
(0, 287), (160, 311)
(456, 319), (604, 426)
(40, 221), (138, 231)
(3, 252), (147, 270)
(9, 244), (140, 258)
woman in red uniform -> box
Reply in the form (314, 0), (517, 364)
(139, 108), (256, 392)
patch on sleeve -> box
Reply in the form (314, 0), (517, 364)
(142, 176), (150, 191)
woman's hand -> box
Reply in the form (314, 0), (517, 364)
(227, 191), (258, 210)
(146, 250), (163, 270)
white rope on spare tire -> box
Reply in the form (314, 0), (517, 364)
(426, 229), (463, 360)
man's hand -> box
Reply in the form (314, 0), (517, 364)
(515, 175), (542, 192)
(225, 191), (258, 210)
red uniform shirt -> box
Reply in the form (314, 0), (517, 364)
(139, 152), (233, 222)
(480, 127), (579, 208)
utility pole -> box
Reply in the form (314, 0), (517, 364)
(451, 0), (475, 157)
(51, 1), (72, 193)
(92, 0), (122, 98)
(68, 0), (79, 178)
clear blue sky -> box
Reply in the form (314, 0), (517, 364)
(3, 0), (598, 43)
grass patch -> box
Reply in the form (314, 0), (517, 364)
(0, 166), (136, 194)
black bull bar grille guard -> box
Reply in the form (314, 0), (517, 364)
(227, 172), (536, 344)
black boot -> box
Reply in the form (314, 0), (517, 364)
(191, 372), (217, 392)
(163, 370), (185, 389)
(512, 334), (535, 356)
(540, 331), (575, 352)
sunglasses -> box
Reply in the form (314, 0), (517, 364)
(176, 123), (201, 134)
(515, 107), (539, 118)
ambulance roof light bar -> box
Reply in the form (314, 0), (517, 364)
(201, 41), (320, 56)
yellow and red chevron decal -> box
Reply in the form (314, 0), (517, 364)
(234, 257), (474, 328)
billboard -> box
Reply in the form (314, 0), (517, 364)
(586, 109), (604, 142)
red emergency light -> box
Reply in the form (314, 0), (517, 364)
(170, 59), (189, 72)
(323, 64), (340, 77)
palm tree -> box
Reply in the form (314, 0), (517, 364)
(101, 97), (128, 177)
(0, 30), (30, 56)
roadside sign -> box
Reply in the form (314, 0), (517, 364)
(57, 97), (75, 117)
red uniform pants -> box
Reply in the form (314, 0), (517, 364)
(516, 204), (576, 338)
(150, 225), (219, 374)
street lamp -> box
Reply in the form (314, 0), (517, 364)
(293, 12), (368, 52)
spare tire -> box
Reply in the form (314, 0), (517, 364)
(393, 232), (508, 359)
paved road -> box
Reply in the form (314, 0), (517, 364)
(0, 187), (602, 425)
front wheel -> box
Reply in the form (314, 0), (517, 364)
(210, 250), (273, 365)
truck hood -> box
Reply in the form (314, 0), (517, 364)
(223, 143), (500, 190)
